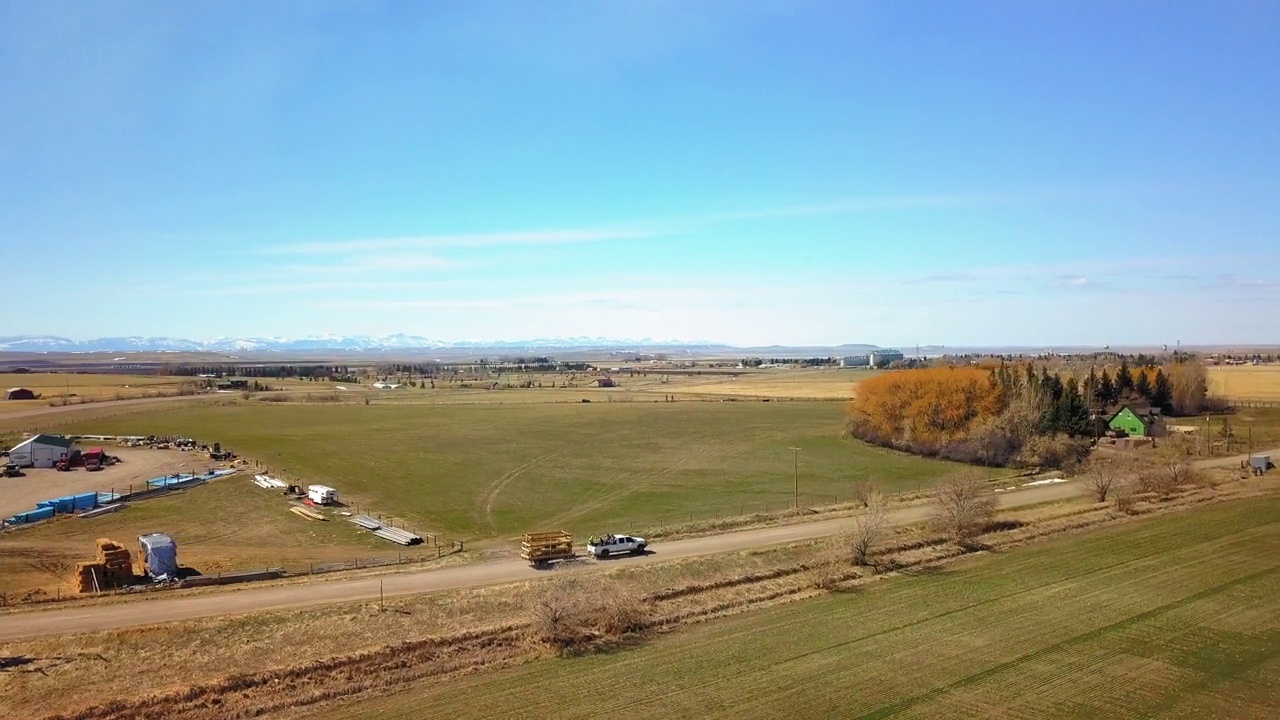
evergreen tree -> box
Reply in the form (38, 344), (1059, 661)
(1134, 369), (1152, 400)
(1059, 382), (1092, 437)
(1150, 369), (1173, 413)
(1098, 369), (1117, 406)
(1048, 373), (1065, 402)
(1116, 359), (1134, 396)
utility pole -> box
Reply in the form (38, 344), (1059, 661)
(788, 447), (801, 509)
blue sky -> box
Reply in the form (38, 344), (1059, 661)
(2, 1), (1277, 346)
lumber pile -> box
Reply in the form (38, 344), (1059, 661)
(74, 538), (134, 593)
(290, 505), (327, 521)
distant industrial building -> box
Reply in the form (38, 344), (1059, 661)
(4, 387), (36, 400)
(8, 434), (77, 468)
(869, 349), (905, 368)
(839, 355), (870, 368)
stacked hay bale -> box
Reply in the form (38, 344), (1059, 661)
(72, 538), (133, 593)
(96, 538), (133, 586)
(74, 561), (104, 594)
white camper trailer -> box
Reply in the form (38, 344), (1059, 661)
(307, 485), (338, 505)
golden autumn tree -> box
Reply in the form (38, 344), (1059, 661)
(848, 368), (1004, 450)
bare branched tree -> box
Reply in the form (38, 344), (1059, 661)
(527, 573), (591, 652)
(1082, 455), (1127, 503)
(931, 474), (998, 545)
(843, 493), (889, 565)
(850, 480), (875, 508)
(1084, 469), (1115, 503)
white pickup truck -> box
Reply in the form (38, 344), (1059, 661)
(586, 534), (648, 558)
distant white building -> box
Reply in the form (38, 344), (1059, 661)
(869, 349), (905, 368)
(840, 355), (870, 368)
(371, 382), (402, 389)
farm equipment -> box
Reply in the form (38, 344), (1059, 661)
(55, 457), (72, 472)
(520, 531), (575, 568)
(83, 448), (105, 471)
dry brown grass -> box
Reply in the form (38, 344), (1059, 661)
(1206, 364), (1280, 401)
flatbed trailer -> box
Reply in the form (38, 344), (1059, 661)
(521, 530), (574, 568)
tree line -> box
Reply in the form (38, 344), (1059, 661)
(846, 361), (1210, 469)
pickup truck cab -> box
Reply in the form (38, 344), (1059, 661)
(586, 534), (647, 558)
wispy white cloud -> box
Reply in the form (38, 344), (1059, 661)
(311, 287), (736, 313)
(256, 192), (1033, 259)
(699, 193), (1025, 223)
(902, 272), (979, 285)
(1210, 274), (1279, 290)
(265, 228), (656, 255)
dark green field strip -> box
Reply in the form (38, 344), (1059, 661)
(303, 497), (1280, 719)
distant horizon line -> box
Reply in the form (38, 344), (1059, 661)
(0, 333), (1276, 355)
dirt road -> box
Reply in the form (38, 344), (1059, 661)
(1193, 447), (1280, 469)
(0, 393), (220, 426)
(0, 481), (1086, 642)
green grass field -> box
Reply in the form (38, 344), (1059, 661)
(306, 497), (1280, 720)
(60, 402), (974, 541)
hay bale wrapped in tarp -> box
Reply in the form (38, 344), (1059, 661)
(139, 533), (178, 581)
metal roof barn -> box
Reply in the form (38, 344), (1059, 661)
(8, 434), (77, 468)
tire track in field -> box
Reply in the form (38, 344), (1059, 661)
(474, 429), (633, 533)
(472, 449), (573, 533)
(542, 441), (722, 530)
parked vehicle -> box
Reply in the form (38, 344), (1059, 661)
(520, 530), (574, 568)
(86, 458), (103, 471)
(586, 534), (647, 558)
(2, 463), (22, 478)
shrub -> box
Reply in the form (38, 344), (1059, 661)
(1113, 483), (1138, 513)
(931, 474), (998, 545)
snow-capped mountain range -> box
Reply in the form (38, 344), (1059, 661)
(0, 334), (728, 353)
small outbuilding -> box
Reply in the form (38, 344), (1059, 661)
(4, 387), (36, 400)
(8, 434), (77, 468)
(590, 377), (618, 388)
